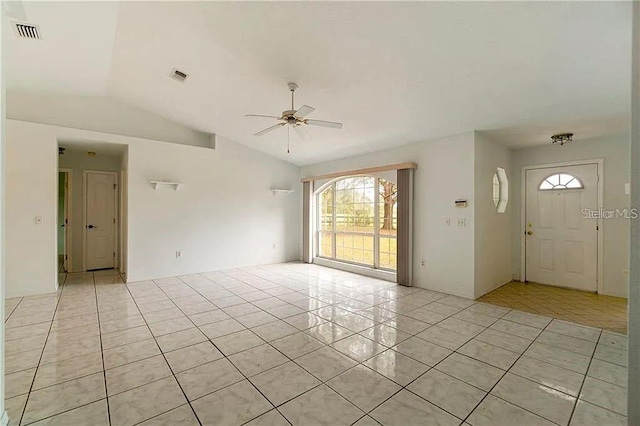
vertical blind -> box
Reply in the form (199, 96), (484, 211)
(396, 168), (414, 286)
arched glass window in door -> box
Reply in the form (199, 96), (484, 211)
(539, 173), (584, 190)
(315, 176), (397, 271)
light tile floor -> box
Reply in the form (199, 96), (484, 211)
(479, 281), (628, 334)
(4, 264), (628, 425)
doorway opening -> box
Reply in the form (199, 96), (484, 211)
(58, 142), (127, 278)
(521, 160), (604, 293)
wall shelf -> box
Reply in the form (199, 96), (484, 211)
(271, 189), (294, 195)
(150, 181), (182, 191)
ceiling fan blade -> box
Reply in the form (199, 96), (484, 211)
(246, 114), (282, 119)
(294, 125), (310, 140)
(305, 119), (343, 129)
(255, 123), (285, 136)
(295, 105), (315, 118)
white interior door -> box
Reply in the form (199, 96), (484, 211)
(86, 172), (116, 270)
(525, 164), (598, 291)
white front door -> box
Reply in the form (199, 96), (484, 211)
(86, 172), (117, 270)
(525, 164), (598, 291)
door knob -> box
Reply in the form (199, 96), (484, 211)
(527, 231), (533, 235)
(87, 224), (97, 229)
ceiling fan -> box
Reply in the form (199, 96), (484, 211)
(246, 83), (343, 148)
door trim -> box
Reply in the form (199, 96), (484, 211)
(520, 159), (604, 293)
(83, 170), (119, 272)
(59, 168), (73, 273)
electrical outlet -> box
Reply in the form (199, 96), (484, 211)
(421, 259), (426, 267)
(35, 216), (42, 225)
(176, 250), (183, 258)
(457, 218), (466, 227)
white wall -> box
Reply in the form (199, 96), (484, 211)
(302, 132), (477, 298)
(6, 119), (301, 296)
(6, 121), (58, 297)
(510, 133), (630, 297)
(119, 150), (128, 276)
(58, 149), (122, 272)
(126, 135), (301, 282)
(474, 132), (513, 298)
(7, 91), (213, 148)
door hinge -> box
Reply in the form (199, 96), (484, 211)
(113, 252), (116, 257)
(113, 184), (117, 189)
(113, 218), (116, 224)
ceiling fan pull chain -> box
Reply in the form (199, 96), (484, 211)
(287, 126), (290, 154)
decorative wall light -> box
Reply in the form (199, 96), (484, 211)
(551, 132), (573, 146)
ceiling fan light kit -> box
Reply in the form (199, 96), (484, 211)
(246, 82), (343, 153)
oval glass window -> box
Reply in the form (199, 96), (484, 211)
(493, 167), (508, 213)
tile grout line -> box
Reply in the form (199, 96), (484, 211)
(177, 271), (410, 423)
(345, 306), (558, 424)
(11, 280), (449, 425)
(6, 266), (628, 425)
(144, 274), (305, 425)
(121, 278), (205, 426)
(16, 272), (67, 426)
(93, 272), (113, 426)
(337, 307), (515, 424)
(566, 329), (603, 424)
(4, 296), (24, 323)
(458, 319), (568, 425)
(18, 273), (117, 424)
(172, 275), (296, 426)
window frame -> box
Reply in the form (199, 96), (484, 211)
(314, 176), (397, 272)
(538, 173), (584, 191)
(493, 167), (509, 213)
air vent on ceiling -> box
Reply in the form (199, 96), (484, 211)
(169, 68), (189, 83)
(13, 22), (41, 40)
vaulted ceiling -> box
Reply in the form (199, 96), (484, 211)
(4, 1), (632, 165)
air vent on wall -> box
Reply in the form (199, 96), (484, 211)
(169, 68), (189, 83)
(12, 22), (41, 40)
